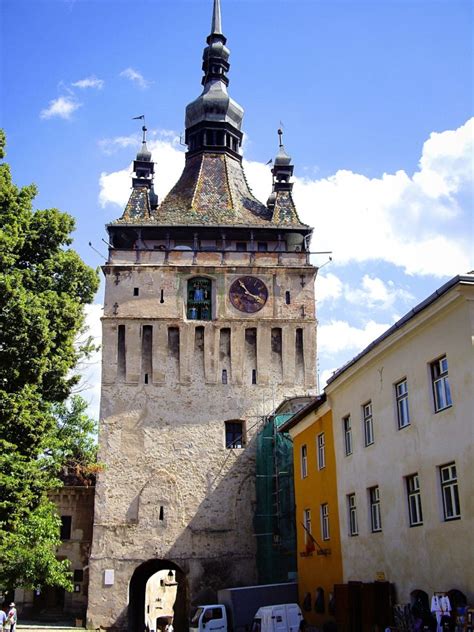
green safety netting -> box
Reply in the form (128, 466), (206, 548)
(254, 414), (297, 584)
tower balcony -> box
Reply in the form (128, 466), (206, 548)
(107, 247), (312, 268)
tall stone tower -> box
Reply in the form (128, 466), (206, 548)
(87, 1), (317, 629)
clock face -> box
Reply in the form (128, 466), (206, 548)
(229, 276), (268, 313)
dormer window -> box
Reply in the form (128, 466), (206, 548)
(187, 277), (212, 320)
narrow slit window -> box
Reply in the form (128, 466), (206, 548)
(252, 369), (257, 384)
(160, 289), (164, 303)
(285, 291), (291, 305)
(141, 325), (153, 381)
(222, 369), (228, 384)
(159, 506), (164, 521)
(133, 287), (139, 296)
(117, 325), (126, 379)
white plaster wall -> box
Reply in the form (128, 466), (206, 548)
(327, 288), (474, 603)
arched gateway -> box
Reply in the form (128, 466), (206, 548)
(129, 560), (187, 632)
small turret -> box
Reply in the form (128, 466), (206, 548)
(267, 129), (301, 225)
(119, 124), (159, 221)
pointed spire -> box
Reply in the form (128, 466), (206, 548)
(184, 0), (244, 157)
(211, 0), (222, 36)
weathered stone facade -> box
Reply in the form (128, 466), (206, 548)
(87, 253), (316, 630)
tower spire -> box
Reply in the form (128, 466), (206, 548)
(184, 0), (244, 157)
(211, 0), (222, 36)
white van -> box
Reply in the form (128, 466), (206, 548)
(251, 604), (303, 632)
(190, 605), (228, 632)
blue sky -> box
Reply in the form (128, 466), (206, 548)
(2, 0), (473, 416)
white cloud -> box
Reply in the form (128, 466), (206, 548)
(345, 275), (413, 310)
(316, 273), (343, 303)
(120, 67), (150, 89)
(72, 76), (104, 89)
(99, 136), (185, 209)
(283, 118), (473, 277)
(318, 319), (390, 357)
(98, 134), (139, 155)
(98, 118), (473, 277)
(40, 95), (81, 120)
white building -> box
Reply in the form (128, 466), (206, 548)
(325, 273), (474, 603)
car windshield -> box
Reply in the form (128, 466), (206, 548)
(191, 608), (204, 626)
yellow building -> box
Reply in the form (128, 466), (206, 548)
(280, 395), (343, 627)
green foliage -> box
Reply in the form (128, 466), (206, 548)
(0, 499), (73, 591)
(0, 130), (100, 593)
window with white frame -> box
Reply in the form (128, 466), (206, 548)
(343, 415), (352, 456)
(431, 356), (452, 412)
(440, 462), (461, 520)
(301, 444), (308, 479)
(369, 486), (382, 532)
(363, 401), (374, 446)
(321, 503), (330, 540)
(396, 379), (410, 428)
(317, 432), (326, 470)
(406, 473), (423, 526)
(303, 508), (312, 544)
(347, 493), (358, 536)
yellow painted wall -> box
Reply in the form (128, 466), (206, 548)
(291, 405), (343, 627)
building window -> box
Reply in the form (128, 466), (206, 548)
(301, 444), (308, 479)
(363, 402), (374, 446)
(321, 503), (330, 540)
(396, 379), (410, 428)
(257, 242), (268, 252)
(369, 486), (382, 532)
(431, 356), (452, 412)
(187, 277), (212, 320)
(225, 421), (245, 448)
(222, 369), (228, 384)
(317, 433), (326, 470)
(236, 242), (247, 251)
(343, 415), (352, 456)
(347, 493), (358, 536)
(303, 508), (312, 545)
(285, 291), (291, 305)
(60, 516), (72, 540)
(406, 474), (423, 526)
(440, 462), (461, 520)
(73, 569), (84, 583)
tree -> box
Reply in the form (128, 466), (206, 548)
(0, 130), (100, 592)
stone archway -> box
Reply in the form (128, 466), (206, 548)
(129, 560), (188, 632)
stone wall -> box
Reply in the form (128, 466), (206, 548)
(87, 256), (317, 630)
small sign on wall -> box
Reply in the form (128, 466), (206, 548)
(375, 572), (386, 581)
(104, 569), (115, 586)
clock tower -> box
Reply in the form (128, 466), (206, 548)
(87, 1), (317, 629)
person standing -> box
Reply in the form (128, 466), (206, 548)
(0, 607), (7, 631)
(7, 603), (17, 632)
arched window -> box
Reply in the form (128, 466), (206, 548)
(187, 277), (212, 320)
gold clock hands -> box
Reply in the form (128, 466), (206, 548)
(238, 280), (264, 303)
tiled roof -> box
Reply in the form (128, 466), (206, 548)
(118, 185), (154, 222)
(113, 151), (307, 228)
(157, 152), (273, 225)
(272, 190), (302, 225)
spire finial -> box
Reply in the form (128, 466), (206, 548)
(278, 127), (283, 148)
(211, 0), (223, 35)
